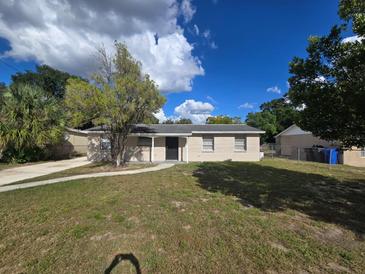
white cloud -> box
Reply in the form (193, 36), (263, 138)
(238, 102), (255, 109)
(342, 35), (363, 43)
(201, 29), (218, 50)
(180, 0), (196, 23)
(127, 32), (204, 92)
(286, 81), (290, 88)
(267, 86), (281, 94)
(202, 29), (211, 39)
(210, 41), (218, 49)
(193, 24), (200, 35)
(154, 108), (167, 122)
(206, 95), (217, 104)
(0, 0), (204, 93)
(174, 99), (214, 124)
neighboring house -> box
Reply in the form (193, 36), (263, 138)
(48, 128), (88, 159)
(84, 124), (265, 162)
(275, 124), (365, 167)
(64, 128), (89, 154)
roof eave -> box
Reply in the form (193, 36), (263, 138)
(192, 131), (265, 134)
(274, 124), (296, 138)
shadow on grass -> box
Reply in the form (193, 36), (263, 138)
(193, 162), (365, 236)
(104, 253), (141, 274)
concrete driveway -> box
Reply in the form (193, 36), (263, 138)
(0, 157), (89, 186)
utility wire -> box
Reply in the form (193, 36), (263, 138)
(0, 58), (21, 72)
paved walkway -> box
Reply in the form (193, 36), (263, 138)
(0, 157), (89, 186)
(0, 163), (174, 193)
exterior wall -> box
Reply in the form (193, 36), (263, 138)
(179, 137), (187, 161)
(88, 134), (111, 162)
(67, 131), (88, 154)
(87, 135), (166, 162)
(342, 148), (365, 167)
(87, 134), (262, 162)
(187, 134), (261, 162)
(48, 130), (88, 159)
(125, 136), (150, 162)
(277, 134), (333, 156)
(153, 137), (166, 161)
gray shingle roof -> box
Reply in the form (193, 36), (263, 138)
(87, 124), (264, 134)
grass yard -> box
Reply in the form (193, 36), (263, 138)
(0, 158), (364, 273)
(0, 162), (19, 171)
(0, 161), (48, 171)
(12, 162), (156, 185)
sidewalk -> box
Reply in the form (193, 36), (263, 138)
(0, 157), (89, 186)
(0, 163), (175, 193)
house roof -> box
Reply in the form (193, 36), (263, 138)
(274, 124), (311, 138)
(86, 124), (265, 135)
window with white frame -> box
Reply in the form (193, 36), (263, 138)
(202, 136), (214, 152)
(361, 149), (365, 158)
(235, 136), (246, 151)
(100, 137), (111, 151)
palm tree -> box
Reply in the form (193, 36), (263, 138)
(0, 84), (65, 162)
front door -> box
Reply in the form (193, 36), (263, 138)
(165, 137), (178, 160)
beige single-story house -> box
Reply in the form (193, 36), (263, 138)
(275, 124), (365, 167)
(83, 124), (265, 163)
(43, 128), (88, 159)
(64, 128), (88, 154)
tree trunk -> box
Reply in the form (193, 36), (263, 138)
(119, 133), (128, 166)
(116, 150), (122, 167)
(111, 132), (128, 167)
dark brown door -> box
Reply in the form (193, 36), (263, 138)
(165, 137), (178, 160)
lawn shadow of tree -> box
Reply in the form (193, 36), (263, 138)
(193, 162), (365, 236)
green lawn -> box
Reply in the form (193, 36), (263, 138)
(0, 162), (18, 171)
(12, 162), (156, 185)
(0, 161), (48, 171)
(0, 158), (364, 273)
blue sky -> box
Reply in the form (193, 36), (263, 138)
(0, 0), (348, 123)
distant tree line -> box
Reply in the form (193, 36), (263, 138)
(206, 115), (242, 124)
(245, 96), (298, 143)
(163, 118), (192, 124)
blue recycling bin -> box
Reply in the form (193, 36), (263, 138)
(323, 148), (338, 164)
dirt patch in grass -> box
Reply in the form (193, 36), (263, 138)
(0, 159), (364, 273)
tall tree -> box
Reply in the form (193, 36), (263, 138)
(245, 96), (298, 142)
(260, 96), (299, 132)
(246, 111), (277, 143)
(288, 0), (365, 147)
(65, 42), (165, 166)
(0, 84), (65, 162)
(144, 114), (159, 124)
(0, 82), (6, 93)
(206, 115), (241, 124)
(11, 65), (80, 99)
(0, 82), (7, 109)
